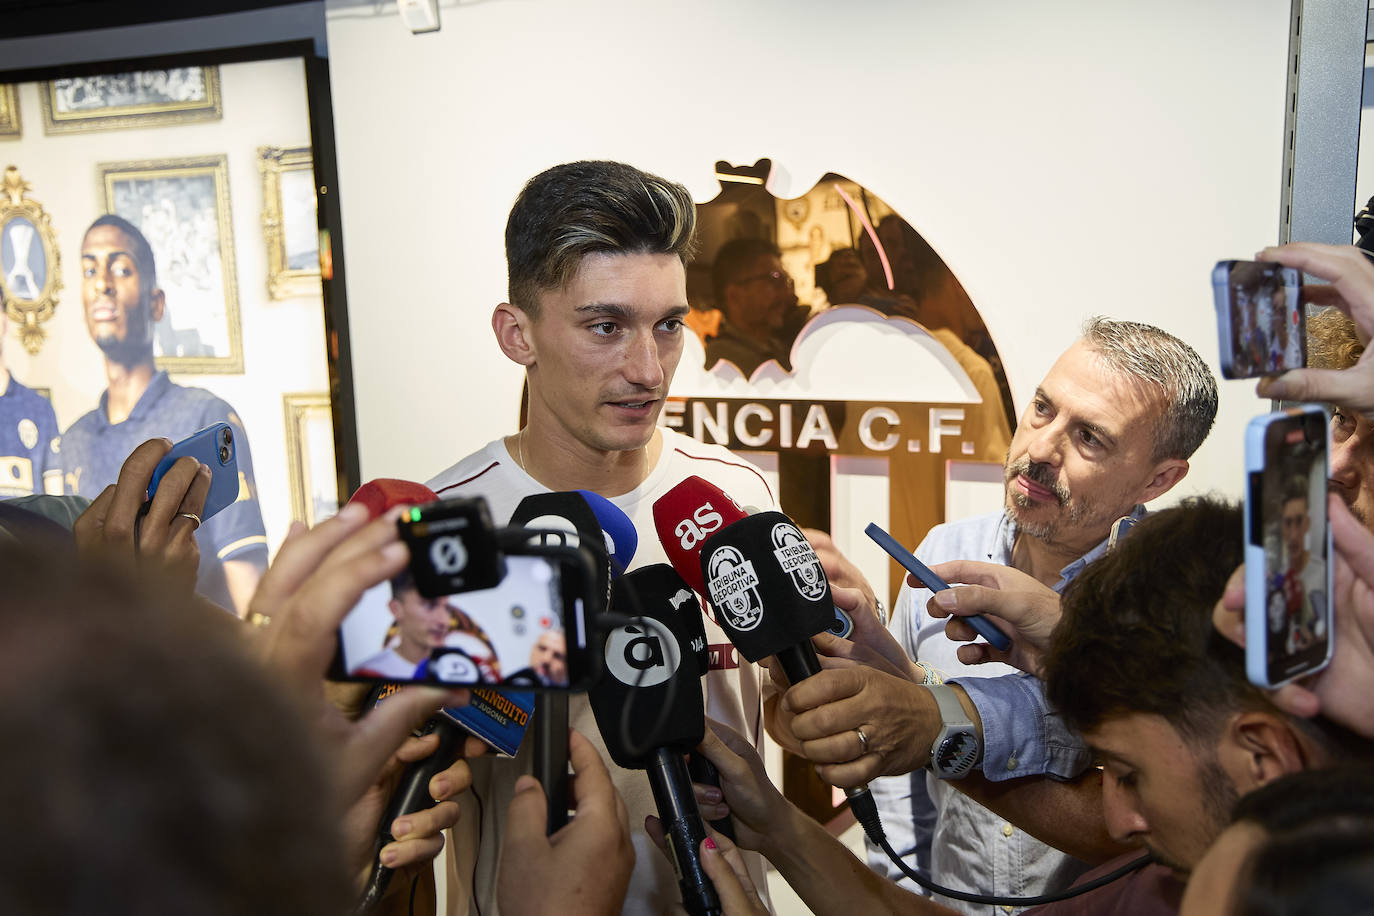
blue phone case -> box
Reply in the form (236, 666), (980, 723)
(864, 522), (1012, 652)
(148, 422), (239, 522)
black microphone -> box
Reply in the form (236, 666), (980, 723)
(506, 490), (628, 834)
(697, 512), (881, 817)
(698, 511), (834, 685)
(589, 565), (720, 916)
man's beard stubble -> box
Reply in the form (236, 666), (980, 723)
(1004, 453), (1086, 542)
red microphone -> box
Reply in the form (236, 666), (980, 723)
(347, 478), (438, 519)
(651, 475), (748, 595)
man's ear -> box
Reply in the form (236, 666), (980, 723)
(1220, 711), (1307, 793)
(148, 288), (166, 323)
(387, 598), (403, 622)
(492, 302), (535, 367)
(1136, 458), (1188, 505)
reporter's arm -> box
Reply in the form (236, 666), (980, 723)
(695, 722), (960, 916)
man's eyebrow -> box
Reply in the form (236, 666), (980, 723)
(574, 303), (691, 320)
(1036, 386), (1120, 446)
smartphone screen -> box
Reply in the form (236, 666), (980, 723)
(332, 553), (585, 689)
(1245, 406), (1332, 687)
(1213, 260), (1304, 380)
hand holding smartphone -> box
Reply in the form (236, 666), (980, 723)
(864, 522), (1012, 652)
(146, 422), (239, 522)
(1244, 406), (1333, 687)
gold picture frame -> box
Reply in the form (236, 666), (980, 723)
(258, 145), (321, 300)
(98, 154), (243, 374)
(1, 166), (62, 354)
(39, 67), (222, 134)
(283, 392), (339, 526)
(0, 85), (20, 139)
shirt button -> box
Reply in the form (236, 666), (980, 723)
(1002, 823), (1014, 837)
(1006, 756), (1018, 771)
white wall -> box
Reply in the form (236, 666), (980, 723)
(326, 0), (1293, 502)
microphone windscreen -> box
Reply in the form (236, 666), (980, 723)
(348, 479), (439, 519)
(652, 475), (748, 595)
(509, 491), (610, 609)
(589, 564), (705, 768)
(698, 512), (833, 662)
(575, 489), (638, 575)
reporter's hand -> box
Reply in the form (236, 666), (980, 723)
(1212, 496), (1374, 739)
(244, 504), (473, 832)
(802, 528), (879, 618)
(674, 720), (790, 853)
(926, 560), (1061, 676)
(73, 437), (209, 596)
(782, 667), (938, 787)
(498, 729), (634, 916)
(1254, 243), (1374, 418)
(700, 832), (768, 916)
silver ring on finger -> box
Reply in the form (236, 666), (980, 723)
(177, 512), (202, 530)
(855, 726), (870, 755)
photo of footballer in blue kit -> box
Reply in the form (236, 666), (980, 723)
(60, 215), (268, 615)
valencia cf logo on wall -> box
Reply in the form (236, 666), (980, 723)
(706, 544), (764, 632)
(770, 522), (827, 601)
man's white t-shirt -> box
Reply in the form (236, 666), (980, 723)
(428, 428), (777, 915)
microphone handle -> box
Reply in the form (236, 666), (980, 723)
(649, 748), (722, 916)
(534, 692), (570, 834)
(357, 716), (466, 912)
(776, 642), (823, 685)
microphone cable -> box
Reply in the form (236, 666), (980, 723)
(847, 789), (1151, 907)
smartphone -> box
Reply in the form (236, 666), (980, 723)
(1213, 259), (1304, 380)
(1244, 406), (1332, 688)
(864, 522), (1012, 652)
(147, 422), (239, 521)
(331, 549), (599, 690)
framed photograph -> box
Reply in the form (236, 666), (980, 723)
(0, 166), (62, 354)
(39, 67), (222, 134)
(258, 145), (321, 299)
(98, 154), (243, 373)
(0, 85), (20, 138)
(283, 392), (339, 527)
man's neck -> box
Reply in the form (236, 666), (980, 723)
(1010, 527), (1105, 587)
(509, 423), (660, 498)
(104, 360), (157, 425)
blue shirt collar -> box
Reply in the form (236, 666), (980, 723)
(992, 504), (1147, 592)
(95, 370), (172, 429)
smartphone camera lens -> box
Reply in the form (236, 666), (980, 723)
(219, 445), (231, 464)
(221, 427), (233, 447)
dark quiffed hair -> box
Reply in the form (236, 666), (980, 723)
(505, 160), (697, 317)
(85, 214), (158, 292)
(1228, 767), (1374, 915)
(0, 544), (351, 915)
(1042, 497), (1270, 743)
(710, 237), (781, 307)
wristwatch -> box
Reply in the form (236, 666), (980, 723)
(926, 683), (980, 779)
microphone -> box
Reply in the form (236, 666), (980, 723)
(505, 490), (637, 834)
(589, 565), (720, 916)
(698, 511), (834, 685)
(652, 476), (748, 597)
(654, 476), (852, 644)
(346, 480), (468, 913)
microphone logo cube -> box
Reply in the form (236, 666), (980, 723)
(705, 545), (764, 631)
(674, 502), (725, 550)
(770, 522), (828, 601)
